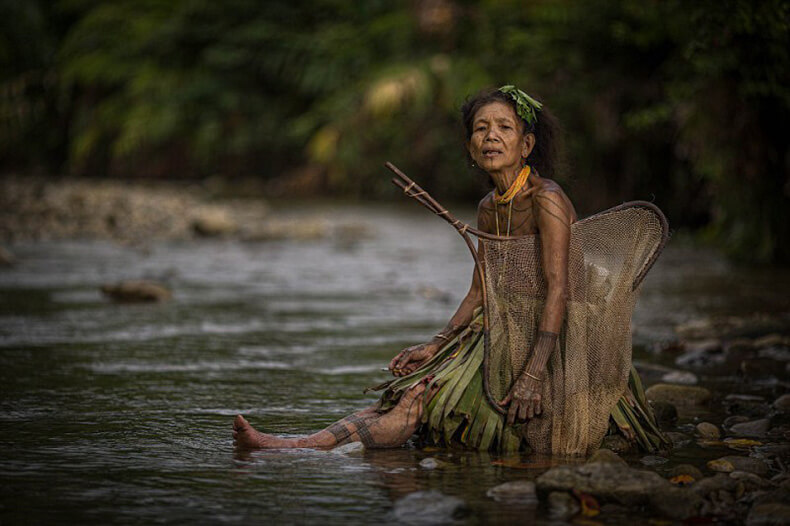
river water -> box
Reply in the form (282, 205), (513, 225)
(1, 203), (789, 524)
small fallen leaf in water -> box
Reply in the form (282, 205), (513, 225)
(706, 459), (735, 472)
(670, 474), (695, 486)
(572, 489), (600, 517)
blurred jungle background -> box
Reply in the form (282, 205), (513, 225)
(1, 0), (788, 262)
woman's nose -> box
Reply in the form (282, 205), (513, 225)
(484, 129), (500, 142)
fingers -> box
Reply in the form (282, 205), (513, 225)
(498, 393), (512, 406)
(535, 397), (542, 416)
(507, 402), (518, 426)
(518, 402), (528, 422)
(527, 402), (534, 420)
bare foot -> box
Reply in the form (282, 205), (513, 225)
(233, 415), (296, 449)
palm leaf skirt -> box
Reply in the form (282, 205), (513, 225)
(371, 314), (670, 453)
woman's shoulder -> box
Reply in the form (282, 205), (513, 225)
(530, 174), (577, 223)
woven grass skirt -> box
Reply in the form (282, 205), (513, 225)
(371, 311), (669, 454)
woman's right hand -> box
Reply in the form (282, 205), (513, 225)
(389, 342), (439, 377)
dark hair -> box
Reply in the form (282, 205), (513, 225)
(461, 88), (562, 180)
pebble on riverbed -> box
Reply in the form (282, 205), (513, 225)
(100, 280), (172, 302)
(696, 422), (721, 439)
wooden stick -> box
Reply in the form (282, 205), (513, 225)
(386, 161), (489, 332)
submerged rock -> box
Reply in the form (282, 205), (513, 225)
(100, 280), (172, 302)
(419, 457), (439, 470)
(536, 461), (670, 506)
(645, 384), (711, 406)
(547, 491), (579, 520)
(486, 480), (537, 504)
(393, 490), (467, 524)
(746, 503), (790, 526)
(640, 455), (669, 467)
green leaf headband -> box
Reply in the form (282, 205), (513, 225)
(498, 85), (543, 127)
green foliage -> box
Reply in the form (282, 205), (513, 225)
(1, 0), (788, 262)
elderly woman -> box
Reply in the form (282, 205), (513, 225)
(234, 86), (668, 454)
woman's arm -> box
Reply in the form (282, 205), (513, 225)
(500, 189), (572, 424)
(389, 201), (492, 376)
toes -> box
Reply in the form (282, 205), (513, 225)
(233, 414), (248, 430)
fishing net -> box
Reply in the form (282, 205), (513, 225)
(480, 203), (667, 455)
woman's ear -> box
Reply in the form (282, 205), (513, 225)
(522, 133), (536, 159)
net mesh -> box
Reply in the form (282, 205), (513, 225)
(481, 203), (667, 456)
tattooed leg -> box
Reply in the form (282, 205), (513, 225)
(233, 383), (427, 450)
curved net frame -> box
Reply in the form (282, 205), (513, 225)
(387, 163), (669, 455)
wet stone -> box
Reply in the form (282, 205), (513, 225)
(746, 503), (790, 526)
(648, 486), (704, 520)
(696, 422), (721, 439)
(730, 471), (776, 490)
(773, 394), (790, 413)
(486, 480), (537, 504)
(710, 456), (769, 476)
(393, 490), (467, 524)
(725, 415), (752, 428)
(536, 461), (670, 507)
(645, 384), (712, 406)
(332, 441), (365, 455)
(730, 419), (771, 438)
(693, 473), (738, 497)
(547, 491), (579, 520)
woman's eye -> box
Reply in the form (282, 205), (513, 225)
(502, 125), (511, 130)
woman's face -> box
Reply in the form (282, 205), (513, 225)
(467, 101), (533, 176)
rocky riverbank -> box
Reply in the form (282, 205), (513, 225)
(0, 176), (372, 245)
(384, 312), (790, 524)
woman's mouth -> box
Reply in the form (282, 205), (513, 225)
(482, 149), (502, 158)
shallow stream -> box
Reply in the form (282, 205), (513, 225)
(2, 203), (789, 524)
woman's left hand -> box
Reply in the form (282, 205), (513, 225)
(498, 373), (542, 425)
